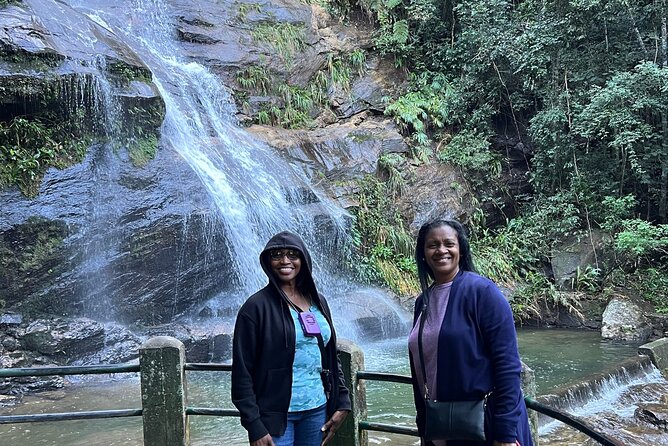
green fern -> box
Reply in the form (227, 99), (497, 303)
(349, 49), (367, 77)
(392, 20), (409, 45)
(251, 23), (307, 65)
(236, 65), (272, 94)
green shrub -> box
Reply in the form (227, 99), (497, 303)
(628, 267), (668, 314)
(128, 134), (158, 167)
(350, 176), (419, 296)
(0, 117), (88, 197)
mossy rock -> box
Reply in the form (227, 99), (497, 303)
(0, 217), (69, 310)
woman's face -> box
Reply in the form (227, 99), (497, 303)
(269, 249), (302, 285)
(423, 224), (460, 284)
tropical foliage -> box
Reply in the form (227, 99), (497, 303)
(334, 0), (668, 314)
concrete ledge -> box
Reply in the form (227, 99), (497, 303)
(639, 337), (668, 375)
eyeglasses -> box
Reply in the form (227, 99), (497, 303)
(269, 249), (300, 261)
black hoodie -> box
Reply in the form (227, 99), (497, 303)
(231, 231), (351, 442)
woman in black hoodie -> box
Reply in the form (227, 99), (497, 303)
(231, 231), (351, 446)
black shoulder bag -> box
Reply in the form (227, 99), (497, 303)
(417, 295), (488, 441)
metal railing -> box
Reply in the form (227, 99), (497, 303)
(0, 337), (627, 446)
(0, 363), (142, 424)
(354, 371), (625, 446)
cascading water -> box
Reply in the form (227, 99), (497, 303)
(36, 0), (411, 338)
(537, 358), (668, 445)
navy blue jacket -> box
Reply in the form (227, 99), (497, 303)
(410, 271), (533, 445)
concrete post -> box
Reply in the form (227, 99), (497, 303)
(521, 361), (539, 446)
(140, 336), (189, 446)
(331, 339), (367, 446)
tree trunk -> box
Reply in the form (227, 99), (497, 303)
(661, 7), (668, 222)
(625, 1), (648, 58)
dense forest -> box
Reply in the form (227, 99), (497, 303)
(339, 0), (668, 318)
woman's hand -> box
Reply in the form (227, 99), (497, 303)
(320, 410), (348, 445)
(251, 433), (274, 446)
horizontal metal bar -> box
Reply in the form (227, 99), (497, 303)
(356, 371), (412, 385)
(184, 363), (232, 372)
(0, 408), (142, 424)
(0, 364), (140, 378)
(359, 421), (418, 437)
(186, 407), (239, 417)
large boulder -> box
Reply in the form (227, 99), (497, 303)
(551, 231), (607, 290)
(396, 163), (472, 233)
(19, 317), (142, 364)
(0, 315), (142, 395)
(601, 297), (652, 342)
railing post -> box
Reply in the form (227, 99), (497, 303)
(332, 339), (367, 446)
(521, 361), (539, 446)
(140, 336), (189, 446)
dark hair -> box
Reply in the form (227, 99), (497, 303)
(415, 219), (476, 294)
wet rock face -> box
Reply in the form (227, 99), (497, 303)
(0, 316), (142, 395)
(1, 144), (236, 325)
(635, 403), (668, 432)
(0, 218), (70, 310)
(22, 319), (106, 359)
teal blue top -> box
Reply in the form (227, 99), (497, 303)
(288, 305), (331, 412)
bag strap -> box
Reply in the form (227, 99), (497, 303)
(417, 290), (430, 400)
(284, 296), (331, 393)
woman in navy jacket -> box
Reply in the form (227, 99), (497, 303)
(408, 219), (533, 446)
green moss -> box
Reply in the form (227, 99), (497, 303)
(0, 48), (62, 71)
(128, 134), (158, 167)
(106, 60), (152, 86)
(0, 217), (67, 307)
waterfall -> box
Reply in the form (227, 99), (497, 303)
(81, 0), (346, 294)
(30, 0), (411, 338)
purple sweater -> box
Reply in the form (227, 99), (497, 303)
(409, 271), (533, 446)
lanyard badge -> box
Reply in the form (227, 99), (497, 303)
(298, 311), (321, 336)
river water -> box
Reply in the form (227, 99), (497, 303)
(2, 328), (666, 445)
